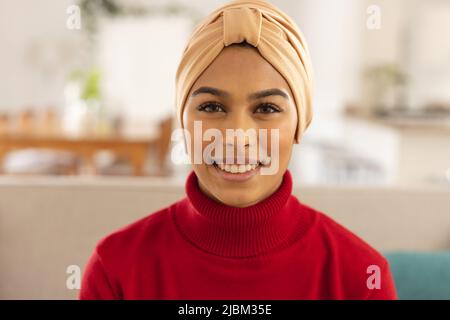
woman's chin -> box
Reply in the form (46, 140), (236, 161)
(215, 192), (261, 208)
(194, 164), (269, 207)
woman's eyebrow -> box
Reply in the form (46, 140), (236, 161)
(190, 86), (289, 100)
(191, 86), (230, 98)
(248, 88), (289, 101)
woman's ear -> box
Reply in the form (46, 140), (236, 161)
(293, 131), (300, 144)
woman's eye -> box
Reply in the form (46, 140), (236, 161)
(197, 102), (225, 113)
(254, 103), (280, 114)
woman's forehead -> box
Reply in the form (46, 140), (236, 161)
(190, 46), (292, 97)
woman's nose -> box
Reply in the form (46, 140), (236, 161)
(224, 108), (255, 131)
(225, 118), (254, 142)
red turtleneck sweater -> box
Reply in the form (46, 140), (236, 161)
(80, 170), (397, 299)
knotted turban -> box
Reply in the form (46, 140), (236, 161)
(175, 0), (314, 143)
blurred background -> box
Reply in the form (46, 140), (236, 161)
(1, 0), (450, 185)
(0, 0), (450, 299)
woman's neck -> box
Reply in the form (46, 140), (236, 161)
(173, 169), (313, 258)
(196, 175), (284, 208)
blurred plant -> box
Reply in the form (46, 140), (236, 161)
(69, 68), (102, 103)
(78, 0), (200, 34)
(81, 68), (101, 101)
(364, 64), (408, 113)
(365, 64), (407, 86)
(65, 68), (108, 137)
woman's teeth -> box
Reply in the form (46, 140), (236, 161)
(213, 157), (271, 174)
(216, 163), (259, 173)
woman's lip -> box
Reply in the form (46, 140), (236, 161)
(213, 159), (260, 165)
(210, 163), (260, 182)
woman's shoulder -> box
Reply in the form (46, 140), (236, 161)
(293, 197), (387, 266)
(311, 206), (388, 265)
(94, 199), (184, 258)
(297, 203), (396, 298)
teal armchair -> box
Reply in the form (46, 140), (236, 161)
(385, 251), (450, 300)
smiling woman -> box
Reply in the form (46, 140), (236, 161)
(182, 44), (295, 207)
(79, 0), (397, 300)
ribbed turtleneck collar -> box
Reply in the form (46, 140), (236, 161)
(173, 170), (312, 258)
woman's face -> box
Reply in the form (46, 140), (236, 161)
(182, 45), (297, 207)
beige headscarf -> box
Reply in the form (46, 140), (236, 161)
(175, 0), (314, 143)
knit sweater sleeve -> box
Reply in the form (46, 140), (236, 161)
(79, 248), (119, 300)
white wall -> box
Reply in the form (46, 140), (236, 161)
(97, 16), (191, 123)
(0, 0), (86, 110)
(408, 0), (450, 109)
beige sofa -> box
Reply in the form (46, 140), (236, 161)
(1, 176), (449, 299)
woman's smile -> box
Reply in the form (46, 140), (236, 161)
(207, 156), (272, 182)
(209, 160), (261, 182)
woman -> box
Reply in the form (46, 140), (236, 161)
(80, 0), (397, 299)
